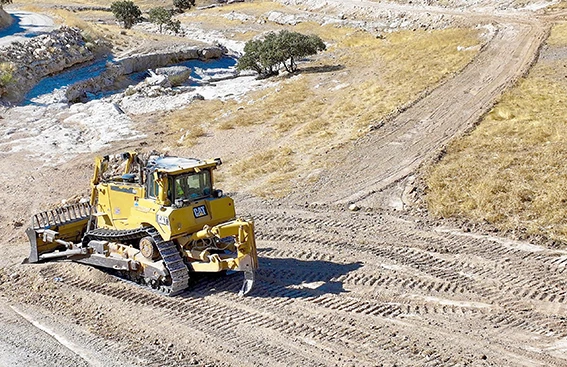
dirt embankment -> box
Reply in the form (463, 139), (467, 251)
(305, 17), (548, 210)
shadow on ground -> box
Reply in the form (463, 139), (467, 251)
(295, 64), (345, 75)
(185, 252), (363, 299)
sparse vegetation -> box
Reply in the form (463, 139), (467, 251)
(110, 0), (142, 29)
(177, 124), (206, 147)
(163, 18), (480, 196)
(149, 7), (171, 33)
(231, 147), (297, 197)
(277, 30), (327, 73)
(425, 23), (567, 244)
(173, 0), (195, 13)
(0, 62), (15, 96)
(149, 7), (180, 34)
(237, 31), (326, 78)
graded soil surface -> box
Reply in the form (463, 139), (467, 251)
(1, 1), (566, 366)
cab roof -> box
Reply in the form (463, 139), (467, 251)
(147, 156), (219, 174)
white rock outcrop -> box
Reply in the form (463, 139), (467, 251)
(0, 26), (94, 102)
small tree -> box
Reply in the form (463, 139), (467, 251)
(166, 19), (181, 34)
(237, 33), (282, 78)
(149, 7), (181, 34)
(110, 1), (142, 29)
(237, 31), (326, 78)
(149, 7), (171, 33)
(277, 31), (326, 73)
(173, 0), (195, 13)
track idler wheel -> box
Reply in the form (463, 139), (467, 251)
(139, 236), (159, 260)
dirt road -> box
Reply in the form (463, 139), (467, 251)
(0, 1), (566, 367)
(311, 18), (547, 207)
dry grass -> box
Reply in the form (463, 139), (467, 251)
(17, 0), (481, 198)
(177, 125), (207, 147)
(18, 0), (172, 11)
(230, 147), (297, 197)
(162, 13), (480, 196)
(50, 9), (106, 37)
(195, 1), (287, 17)
(15, 0), (482, 199)
(232, 147), (296, 179)
(546, 22), (567, 47)
(19, 7), (151, 53)
(546, 1), (567, 12)
(425, 23), (567, 244)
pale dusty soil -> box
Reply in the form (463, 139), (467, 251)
(0, 1), (567, 367)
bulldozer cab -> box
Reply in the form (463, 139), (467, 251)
(92, 154), (235, 240)
(170, 170), (212, 204)
(143, 156), (221, 205)
(145, 166), (213, 206)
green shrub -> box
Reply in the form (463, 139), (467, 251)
(110, 1), (142, 29)
(149, 7), (171, 33)
(0, 62), (15, 97)
(173, 0), (195, 13)
(237, 31), (326, 78)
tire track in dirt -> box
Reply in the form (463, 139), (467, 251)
(251, 209), (567, 340)
(36, 267), (454, 367)
(254, 209), (567, 308)
(308, 19), (548, 207)
(0, 298), (92, 367)
(35, 257), (565, 367)
(256, 228), (567, 308)
(1, 2), (562, 366)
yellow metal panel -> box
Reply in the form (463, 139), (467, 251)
(168, 196), (236, 238)
(95, 182), (141, 229)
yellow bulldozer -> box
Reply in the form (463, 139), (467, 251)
(26, 152), (258, 296)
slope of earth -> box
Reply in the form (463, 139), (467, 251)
(2, 206), (567, 366)
(305, 16), (547, 208)
(424, 20), (567, 244)
(0, 0), (566, 366)
(0, 8), (12, 29)
(162, 1), (485, 198)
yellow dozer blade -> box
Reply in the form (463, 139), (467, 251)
(26, 202), (91, 263)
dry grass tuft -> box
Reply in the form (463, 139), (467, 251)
(230, 147), (297, 197)
(177, 125), (207, 147)
(20, 0), (173, 11)
(50, 9), (108, 42)
(546, 22), (567, 47)
(425, 28), (567, 244)
(197, 1), (286, 17)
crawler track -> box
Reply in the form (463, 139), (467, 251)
(84, 227), (190, 295)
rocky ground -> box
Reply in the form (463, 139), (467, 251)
(0, 1), (567, 366)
